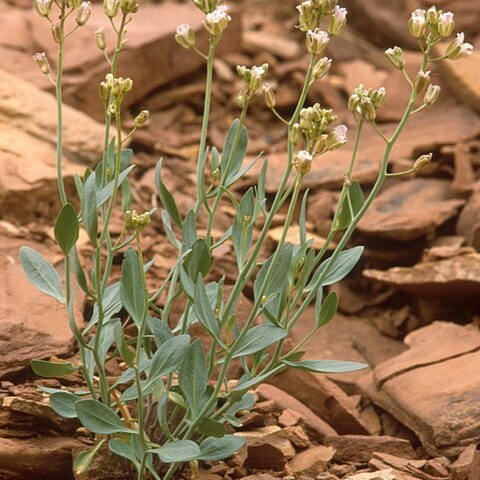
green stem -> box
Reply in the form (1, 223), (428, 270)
(194, 36), (216, 217)
(56, 4), (67, 206)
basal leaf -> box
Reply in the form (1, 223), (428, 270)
(76, 399), (135, 435)
(31, 359), (77, 378)
(197, 435), (245, 461)
(152, 440), (200, 463)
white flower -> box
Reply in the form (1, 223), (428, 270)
(333, 124), (347, 143)
(409, 9), (427, 37)
(438, 11), (455, 37)
(176, 24), (190, 35)
(306, 29), (330, 54)
(205, 4), (231, 35)
(296, 150), (313, 162)
(333, 5), (347, 20)
(446, 32), (474, 59)
(251, 65), (267, 79)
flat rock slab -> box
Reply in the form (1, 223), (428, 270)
(0, 68), (105, 222)
(0, 235), (77, 379)
(457, 183), (480, 250)
(358, 179), (464, 241)
(242, 105), (480, 193)
(364, 252), (480, 301)
(24, 2), (241, 119)
(325, 435), (416, 463)
(439, 51), (480, 113)
(357, 322), (480, 457)
(0, 436), (83, 480)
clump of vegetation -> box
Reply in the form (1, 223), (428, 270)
(22, 0), (473, 478)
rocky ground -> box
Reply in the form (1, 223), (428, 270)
(1, 0), (480, 479)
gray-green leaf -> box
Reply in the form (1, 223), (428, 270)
(19, 247), (64, 303)
(54, 203), (79, 255)
(75, 399), (135, 435)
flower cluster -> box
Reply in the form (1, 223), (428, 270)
(407, 8), (473, 59)
(176, 3), (231, 50)
(291, 104), (347, 175)
(99, 74), (133, 113)
(297, 0), (345, 32)
(348, 85), (386, 121)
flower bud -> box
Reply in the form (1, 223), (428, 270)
(139, 212), (151, 227)
(249, 64), (268, 92)
(34, 0), (53, 17)
(237, 91), (248, 109)
(297, 1), (317, 32)
(175, 24), (196, 49)
(347, 93), (360, 112)
(438, 11), (455, 37)
(423, 84), (441, 105)
(103, 0), (120, 18)
(76, 1), (92, 27)
(263, 84), (276, 109)
(414, 70), (431, 94)
(290, 123), (303, 146)
(312, 57), (332, 79)
(408, 9), (427, 38)
(134, 110), (150, 128)
(361, 98), (376, 121)
(306, 29), (330, 55)
(385, 46), (405, 69)
(370, 87), (386, 108)
(413, 153), (432, 171)
(193, 0), (219, 13)
(99, 81), (110, 101)
(32, 52), (51, 75)
(121, 0), (139, 14)
(294, 150), (313, 176)
(328, 6), (347, 36)
(446, 32), (474, 59)
(124, 210), (133, 229)
(204, 5), (231, 36)
(426, 6), (438, 26)
(51, 23), (62, 44)
(95, 29), (107, 51)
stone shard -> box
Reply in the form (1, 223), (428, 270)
(358, 179), (464, 241)
(243, 105), (480, 193)
(0, 436), (83, 480)
(256, 384), (338, 441)
(364, 251), (480, 301)
(357, 322), (480, 457)
(438, 51), (480, 113)
(268, 368), (369, 435)
(457, 183), (480, 251)
(325, 435), (416, 463)
(289, 445), (336, 477)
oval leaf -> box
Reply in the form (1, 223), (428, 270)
(50, 391), (81, 418)
(19, 247), (64, 303)
(75, 399), (135, 435)
(152, 440), (200, 463)
(232, 326), (288, 359)
(31, 359), (77, 378)
(54, 203), (79, 255)
(120, 248), (147, 327)
(197, 435), (245, 461)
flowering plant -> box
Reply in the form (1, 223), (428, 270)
(21, 0), (472, 478)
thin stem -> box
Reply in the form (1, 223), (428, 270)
(194, 36), (216, 217)
(56, 4), (67, 206)
(371, 121), (388, 143)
